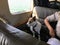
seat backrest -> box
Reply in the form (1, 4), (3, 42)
(32, 6), (59, 19)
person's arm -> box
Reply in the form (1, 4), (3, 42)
(44, 18), (55, 37)
(44, 12), (58, 37)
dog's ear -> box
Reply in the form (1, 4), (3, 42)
(28, 16), (36, 24)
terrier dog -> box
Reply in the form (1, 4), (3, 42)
(27, 16), (41, 40)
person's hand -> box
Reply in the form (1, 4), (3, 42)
(49, 30), (55, 37)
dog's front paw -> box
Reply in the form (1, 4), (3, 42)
(33, 34), (35, 37)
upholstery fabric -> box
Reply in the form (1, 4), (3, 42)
(32, 6), (59, 19)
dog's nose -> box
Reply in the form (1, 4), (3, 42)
(26, 22), (30, 27)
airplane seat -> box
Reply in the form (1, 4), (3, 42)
(0, 17), (48, 45)
(32, 6), (59, 22)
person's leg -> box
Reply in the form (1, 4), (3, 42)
(40, 25), (51, 42)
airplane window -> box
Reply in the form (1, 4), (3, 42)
(49, 0), (60, 9)
(57, 0), (60, 2)
(34, 0), (60, 9)
(8, 0), (33, 15)
(49, 0), (60, 2)
(49, 0), (55, 1)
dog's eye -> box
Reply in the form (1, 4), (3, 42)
(29, 21), (32, 23)
(29, 19), (34, 24)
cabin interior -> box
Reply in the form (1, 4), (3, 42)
(0, 0), (60, 45)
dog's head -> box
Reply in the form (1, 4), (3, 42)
(27, 16), (36, 26)
(29, 16), (36, 23)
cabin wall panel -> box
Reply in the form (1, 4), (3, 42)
(0, 0), (31, 26)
